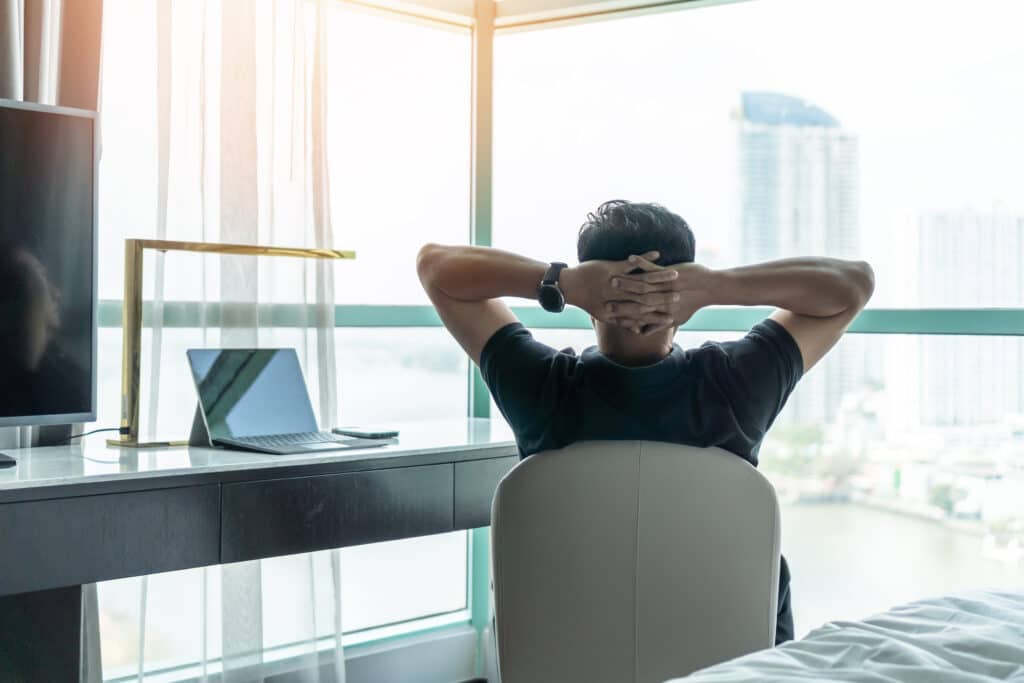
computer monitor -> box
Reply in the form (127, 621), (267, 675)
(0, 99), (98, 427)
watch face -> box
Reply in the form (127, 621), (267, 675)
(538, 284), (565, 312)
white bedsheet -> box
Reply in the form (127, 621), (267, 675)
(673, 591), (1024, 682)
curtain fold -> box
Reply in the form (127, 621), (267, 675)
(0, 0), (100, 107)
(21, 0), (41, 101)
(0, 0), (25, 100)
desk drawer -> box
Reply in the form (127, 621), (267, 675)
(221, 464), (454, 563)
(454, 456), (518, 529)
(0, 485), (220, 596)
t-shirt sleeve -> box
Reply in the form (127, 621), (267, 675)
(479, 322), (573, 438)
(701, 318), (804, 442)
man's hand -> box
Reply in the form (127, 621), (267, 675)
(611, 255), (876, 370)
(561, 251), (679, 332)
(602, 255), (716, 334)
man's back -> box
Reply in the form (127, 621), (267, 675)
(481, 319), (802, 463)
(481, 318), (803, 644)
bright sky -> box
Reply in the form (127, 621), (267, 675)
(493, 0), (1024, 305)
(98, 0), (1024, 306)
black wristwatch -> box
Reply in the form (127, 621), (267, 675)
(537, 262), (569, 313)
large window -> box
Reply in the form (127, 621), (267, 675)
(96, 1), (472, 677)
(92, 0), (1024, 674)
(495, 0), (1024, 637)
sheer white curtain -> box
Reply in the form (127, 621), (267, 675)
(1, 0), (103, 106)
(110, 0), (346, 681)
(0, 0), (60, 103)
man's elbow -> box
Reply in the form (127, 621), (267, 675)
(846, 260), (875, 309)
(416, 243), (447, 288)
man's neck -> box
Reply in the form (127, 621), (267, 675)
(599, 348), (670, 367)
(595, 327), (674, 367)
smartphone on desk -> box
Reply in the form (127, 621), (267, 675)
(332, 426), (400, 440)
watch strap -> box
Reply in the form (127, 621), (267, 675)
(541, 262), (569, 285)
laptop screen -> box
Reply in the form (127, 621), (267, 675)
(187, 348), (319, 440)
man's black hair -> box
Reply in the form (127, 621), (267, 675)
(577, 200), (695, 266)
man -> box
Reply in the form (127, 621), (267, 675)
(417, 199), (874, 643)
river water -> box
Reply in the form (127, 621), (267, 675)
(781, 502), (1023, 637)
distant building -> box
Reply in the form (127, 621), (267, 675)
(738, 91), (860, 264)
(918, 209), (1024, 426)
(738, 92), (869, 424)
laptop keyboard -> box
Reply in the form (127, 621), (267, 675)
(234, 431), (353, 448)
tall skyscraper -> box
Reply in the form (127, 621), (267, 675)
(737, 92), (868, 425)
(918, 209), (1024, 426)
(739, 92), (860, 264)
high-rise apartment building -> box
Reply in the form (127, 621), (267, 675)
(738, 92), (867, 425)
(918, 209), (1024, 426)
(739, 91), (860, 264)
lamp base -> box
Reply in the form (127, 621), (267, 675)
(106, 437), (189, 448)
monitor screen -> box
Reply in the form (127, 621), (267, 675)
(0, 101), (96, 425)
(187, 349), (319, 440)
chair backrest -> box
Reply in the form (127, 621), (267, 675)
(491, 441), (780, 683)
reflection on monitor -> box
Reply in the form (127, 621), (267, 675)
(0, 100), (96, 425)
(187, 349), (319, 440)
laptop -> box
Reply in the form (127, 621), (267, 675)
(186, 348), (387, 455)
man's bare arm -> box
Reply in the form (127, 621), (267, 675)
(610, 257), (875, 371)
(416, 244), (542, 365)
(716, 258), (874, 371)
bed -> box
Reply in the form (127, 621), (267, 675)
(670, 591), (1024, 682)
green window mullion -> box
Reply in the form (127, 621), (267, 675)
(469, 219), (492, 421)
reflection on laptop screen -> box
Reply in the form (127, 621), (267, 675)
(187, 349), (319, 440)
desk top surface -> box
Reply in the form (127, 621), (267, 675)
(0, 418), (517, 502)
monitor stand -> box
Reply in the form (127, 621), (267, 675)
(36, 424), (73, 446)
(0, 424), (74, 467)
(188, 405), (213, 448)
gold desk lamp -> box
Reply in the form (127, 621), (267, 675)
(107, 239), (356, 448)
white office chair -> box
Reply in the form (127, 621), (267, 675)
(490, 440), (781, 683)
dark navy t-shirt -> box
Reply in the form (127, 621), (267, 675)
(479, 318), (804, 643)
(480, 319), (803, 464)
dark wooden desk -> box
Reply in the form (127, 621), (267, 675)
(0, 419), (519, 680)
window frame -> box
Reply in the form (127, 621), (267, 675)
(94, 0), (1024, 667)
